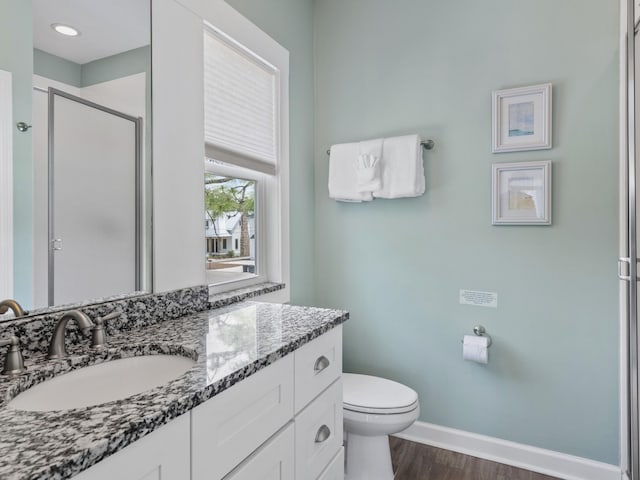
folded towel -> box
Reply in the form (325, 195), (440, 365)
(355, 139), (383, 192)
(328, 142), (374, 202)
(355, 154), (381, 192)
(374, 134), (425, 198)
(359, 138), (383, 157)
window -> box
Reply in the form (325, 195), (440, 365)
(204, 27), (277, 174)
(202, 11), (289, 301)
(205, 170), (257, 283)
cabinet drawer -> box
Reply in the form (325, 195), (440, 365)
(72, 413), (190, 480)
(192, 355), (294, 480)
(317, 448), (344, 480)
(295, 379), (343, 480)
(225, 423), (294, 480)
(294, 326), (342, 412)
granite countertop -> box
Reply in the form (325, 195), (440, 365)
(0, 301), (348, 480)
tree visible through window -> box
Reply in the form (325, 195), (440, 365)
(204, 173), (257, 284)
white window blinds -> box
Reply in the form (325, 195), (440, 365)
(204, 27), (278, 175)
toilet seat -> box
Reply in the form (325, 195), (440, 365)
(343, 373), (419, 415)
(344, 400), (419, 415)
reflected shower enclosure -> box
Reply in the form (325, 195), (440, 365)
(33, 87), (143, 306)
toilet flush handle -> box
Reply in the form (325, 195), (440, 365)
(314, 355), (330, 374)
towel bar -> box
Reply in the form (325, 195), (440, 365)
(326, 139), (434, 156)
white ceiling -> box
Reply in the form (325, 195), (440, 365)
(33, 0), (150, 65)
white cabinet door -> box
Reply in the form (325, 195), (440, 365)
(225, 423), (294, 480)
(317, 449), (344, 480)
(192, 355), (294, 480)
(294, 326), (342, 413)
(295, 380), (343, 480)
(72, 413), (190, 480)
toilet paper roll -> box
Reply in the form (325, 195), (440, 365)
(463, 335), (489, 364)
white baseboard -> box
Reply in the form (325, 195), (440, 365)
(393, 421), (621, 480)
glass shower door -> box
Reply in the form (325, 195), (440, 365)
(49, 88), (141, 305)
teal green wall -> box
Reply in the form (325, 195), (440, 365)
(226, 0), (316, 306)
(33, 49), (81, 87)
(314, 0), (619, 465)
(81, 46), (150, 87)
(34, 47), (152, 206)
(81, 46), (152, 219)
(0, 0), (33, 306)
(33, 46), (150, 89)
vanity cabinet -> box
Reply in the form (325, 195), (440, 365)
(294, 380), (343, 480)
(224, 424), (295, 480)
(74, 326), (343, 480)
(317, 449), (345, 480)
(72, 412), (190, 480)
(293, 326), (344, 480)
(191, 355), (295, 480)
(192, 325), (344, 480)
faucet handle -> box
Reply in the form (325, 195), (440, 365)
(0, 299), (27, 318)
(98, 311), (122, 323)
(91, 311), (122, 350)
(0, 336), (26, 376)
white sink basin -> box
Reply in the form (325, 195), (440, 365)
(7, 355), (196, 412)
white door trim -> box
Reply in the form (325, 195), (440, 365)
(0, 69), (13, 298)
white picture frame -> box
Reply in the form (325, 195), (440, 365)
(492, 83), (552, 153)
(492, 160), (552, 225)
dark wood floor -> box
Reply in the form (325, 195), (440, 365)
(390, 437), (560, 480)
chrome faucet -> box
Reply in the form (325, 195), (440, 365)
(0, 299), (26, 318)
(47, 310), (94, 360)
(47, 310), (122, 359)
(0, 336), (26, 375)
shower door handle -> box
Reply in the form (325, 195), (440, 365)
(618, 257), (640, 281)
(51, 238), (63, 251)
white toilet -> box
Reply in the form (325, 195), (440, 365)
(342, 373), (420, 480)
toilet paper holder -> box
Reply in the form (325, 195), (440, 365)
(472, 325), (492, 347)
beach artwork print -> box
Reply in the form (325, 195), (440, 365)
(492, 161), (551, 225)
(508, 102), (534, 137)
(492, 83), (551, 152)
(506, 174), (540, 217)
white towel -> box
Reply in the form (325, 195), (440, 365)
(355, 139), (383, 192)
(374, 134), (425, 198)
(328, 142), (374, 202)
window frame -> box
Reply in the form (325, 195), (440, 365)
(201, 6), (289, 303)
(204, 162), (265, 290)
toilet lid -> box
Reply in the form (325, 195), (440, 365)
(343, 373), (419, 414)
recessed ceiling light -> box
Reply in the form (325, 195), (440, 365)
(51, 23), (80, 37)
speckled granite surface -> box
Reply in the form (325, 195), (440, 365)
(0, 283), (284, 361)
(0, 300), (347, 480)
(0, 291), (150, 322)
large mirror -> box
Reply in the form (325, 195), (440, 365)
(0, 0), (152, 317)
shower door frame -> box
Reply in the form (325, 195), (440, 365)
(47, 87), (143, 306)
(623, 0), (640, 478)
(0, 69), (13, 300)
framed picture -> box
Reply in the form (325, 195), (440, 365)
(492, 83), (552, 153)
(492, 160), (551, 225)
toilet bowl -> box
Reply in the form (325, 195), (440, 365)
(343, 373), (419, 480)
